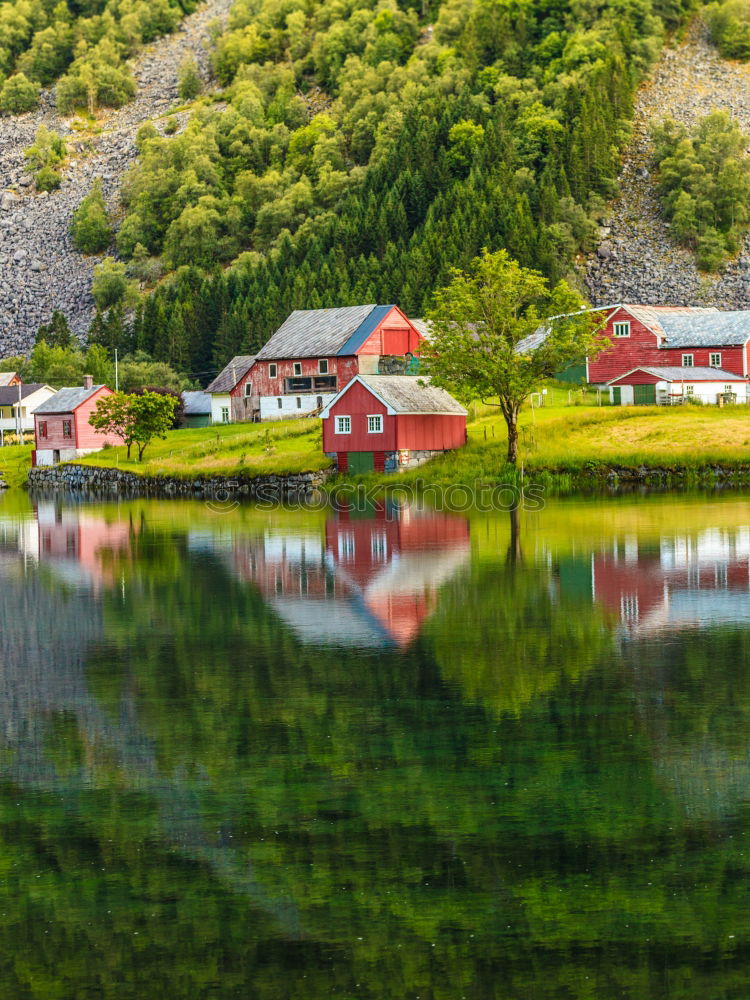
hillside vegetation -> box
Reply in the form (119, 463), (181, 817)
(77, 0), (696, 378)
(0, 0), (198, 113)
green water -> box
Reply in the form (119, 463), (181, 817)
(1, 490), (750, 999)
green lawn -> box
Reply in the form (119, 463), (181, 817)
(76, 418), (331, 478)
(0, 445), (34, 489)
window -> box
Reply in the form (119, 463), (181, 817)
(371, 532), (387, 560)
(725, 384), (733, 393)
(62, 420), (72, 439)
(710, 353), (722, 368)
(244, 382), (252, 396)
(269, 363), (277, 378)
(38, 421), (47, 439)
(367, 414), (383, 433)
(685, 385), (694, 396)
(318, 359), (329, 374)
(613, 322), (630, 338)
(221, 406), (230, 423)
(682, 354), (694, 367)
(296, 397), (302, 409)
(335, 415), (351, 434)
(338, 533), (355, 559)
(277, 397), (283, 409)
(293, 362), (302, 376)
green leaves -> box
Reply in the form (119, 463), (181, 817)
(71, 179), (113, 255)
(89, 390), (178, 460)
(652, 111), (750, 271)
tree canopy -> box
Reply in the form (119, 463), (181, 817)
(423, 249), (605, 462)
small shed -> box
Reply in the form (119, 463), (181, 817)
(607, 366), (748, 405)
(33, 378), (121, 466)
(206, 355), (257, 424)
(181, 390), (212, 428)
(321, 374), (467, 474)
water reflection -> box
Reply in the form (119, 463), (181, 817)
(0, 494), (748, 998)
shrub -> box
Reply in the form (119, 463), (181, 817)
(70, 179), (112, 253)
(35, 165), (62, 191)
(707, 0), (750, 58)
(178, 57), (201, 101)
(92, 257), (138, 310)
(651, 111), (750, 270)
(0, 73), (39, 113)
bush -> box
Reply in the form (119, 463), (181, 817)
(178, 57), (201, 101)
(0, 73), (39, 114)
(707, 0), (750, 58)
(35, 166), (62, 191)
(92, 257), (138, 310)
(652, 111), (750, 270)
(71, 179), (112, 253)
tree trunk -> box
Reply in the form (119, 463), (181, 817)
(505, 409), (519, 464)
(506, 505), (523, 566)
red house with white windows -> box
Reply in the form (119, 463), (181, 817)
(584, 305), (750, 384)
(241, 305), (427, 421)
(33, 377), (121, 466)
(321, 374), (467, 474)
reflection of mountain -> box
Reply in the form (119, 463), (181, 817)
(591, 527), (750, 635)
(229, 506), (471, 648)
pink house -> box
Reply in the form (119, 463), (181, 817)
(33, 377), (122, 466)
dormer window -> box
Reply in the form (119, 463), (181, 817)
(613, 322), (630, 338)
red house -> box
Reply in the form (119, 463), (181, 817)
(585, 305), (750, 383)
(321, 374), (467, 474)
(246, 305), (427, 421)
(33, 377), (121, 466)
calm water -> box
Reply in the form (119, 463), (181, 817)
(1, 489), (750, 999)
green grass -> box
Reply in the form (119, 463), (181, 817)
(76, 418), (331, 478)
(0, 445), (34, 489)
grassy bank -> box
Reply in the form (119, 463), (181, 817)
(7, 402), (750, 494)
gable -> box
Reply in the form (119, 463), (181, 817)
(354, 306), (425, 357)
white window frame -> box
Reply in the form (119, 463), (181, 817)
(268, 363), (277, 378)
(367, 414), (383, 434)
(221, 406), (230, 423)
(335, 415), (351, 434)
(613, 321), (630, 338)
(244, 382), (252, 396)
(293, 362), (302, 376)
(682, 354), (694, 367)
(685, 385), (694, 396)
(710, 353), (722, 368)
(724, 384), (733, 393)
(318, 359), (329, 374)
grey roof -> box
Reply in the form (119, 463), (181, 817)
(410, 318), (433, 341)
(0, 372), (19, 386)
(610, 366), (746, 383)
(33, 385), (105, 415)
(356, 375), (467, 414)
(655, 311), (750, 347)
(256, 305), (379, 360)
(206, 356), (256, 394)
(181, 390), (212, 415)
(0, 383), (51, 405)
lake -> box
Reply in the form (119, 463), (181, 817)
(1, 489), (750, 999)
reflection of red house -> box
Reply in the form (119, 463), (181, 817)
(592, 530), (750, 634)
(229, 506), (470, 647)
(36, 503), (133, 588)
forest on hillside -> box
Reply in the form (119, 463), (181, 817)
(2, 0), (701, 381)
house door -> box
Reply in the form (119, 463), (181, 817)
(633, 384), (656, 405)
(348, 451), (374, 474)
(611, 386), (622, 405)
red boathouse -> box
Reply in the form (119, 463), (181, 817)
(321, 374), (467, 474)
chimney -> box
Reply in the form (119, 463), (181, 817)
(83, 374), (94, 390)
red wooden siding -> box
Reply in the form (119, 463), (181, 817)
(356, 306), (424, 356)
(395, 414), (466, 451)
(323, 381), (395, 452)
(588, 307), (749, 382)
(34, 387), (122, 451)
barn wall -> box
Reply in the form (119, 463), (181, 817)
(73, 389), (123, 449)
(322, 382), (394, 452)
(357, 307), (425, 357)
(395, 414), (466, 451)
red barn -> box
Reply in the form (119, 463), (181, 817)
(585, 305), (750, 383)
(321, 374), (467, 474)
(33, 377), (121, 466)
(248, 305), (427, 421)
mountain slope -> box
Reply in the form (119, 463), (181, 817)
(586, 19), (750, 308)
(0, 0), (231, 357)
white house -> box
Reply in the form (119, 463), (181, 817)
(607, 366), (749, 405)
(0, 383), (56, 440)
(205, 355), (257, 424)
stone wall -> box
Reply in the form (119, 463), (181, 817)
(27, 463), (332, 501)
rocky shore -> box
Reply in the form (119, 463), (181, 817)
(0, 0), (232, 357)
(586, 19), (750, 308)
(28, 463), (332, 501)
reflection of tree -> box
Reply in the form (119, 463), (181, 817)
(427, 554), (613, 717)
